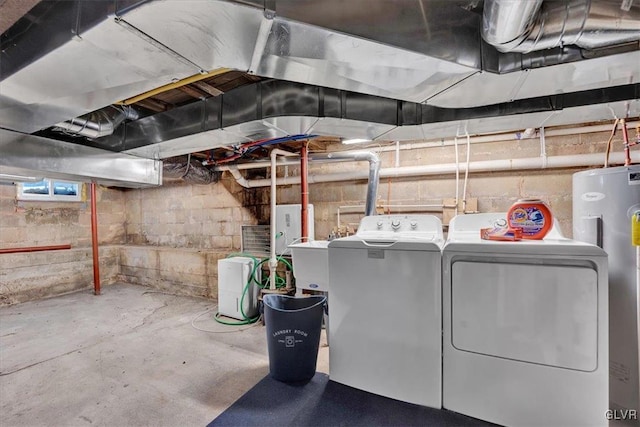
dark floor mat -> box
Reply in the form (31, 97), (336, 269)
(208, 372), (497, 427)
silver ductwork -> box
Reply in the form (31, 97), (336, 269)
(53, 105), (139, 139)
(483, 0), (640, 53)
(0, 0), (639, 187)
(310, 151), (380, 216)
(0, 129), (162, 188)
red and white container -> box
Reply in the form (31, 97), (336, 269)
(507, 198), (553, 240)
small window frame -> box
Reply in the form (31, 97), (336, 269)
(17, 179), (83, 202)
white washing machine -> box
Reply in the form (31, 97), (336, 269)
(442, 213), (609, 427)
(328, 214), (443, 408)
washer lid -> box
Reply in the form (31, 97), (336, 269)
(329, 235), (443, 251)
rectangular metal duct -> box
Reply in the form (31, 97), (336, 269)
(0, 129), (162, 187)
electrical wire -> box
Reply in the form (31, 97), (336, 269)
(604, 118), (620, 168)
(212, 134), (317, 165)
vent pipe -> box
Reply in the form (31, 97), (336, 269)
(483, 0), (640, 53)
(54, 106), (139, 139)
(309, 151), (380, 216)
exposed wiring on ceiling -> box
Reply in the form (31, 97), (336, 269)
(203, 134), (317, 166)
(181, 153), (192, 178)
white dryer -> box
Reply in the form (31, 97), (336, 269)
(442, 213), (609, 427)
(328, 214), (443, 408)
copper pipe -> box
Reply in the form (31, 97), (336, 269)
(0, 244), (71, 254)
(300, 143), (309, 241)
(90, 182), (101, 295)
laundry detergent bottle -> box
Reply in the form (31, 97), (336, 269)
(507, 198), (553, 240)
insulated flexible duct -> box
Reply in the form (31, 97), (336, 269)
(483, 0), (640, 53)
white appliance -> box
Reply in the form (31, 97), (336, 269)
(328, 214), (443, 408)
(289, 240), (330, 292)
(217, 257), (260, 320)
(275, 204), (314, 255)
(573, 165), (640, 423)
(442, 213), (609, 427)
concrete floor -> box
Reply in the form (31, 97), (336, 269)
(0, 283), (330, 427)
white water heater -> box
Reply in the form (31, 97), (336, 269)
(275, 204), (314, 255)
(573, 165), (640, 423)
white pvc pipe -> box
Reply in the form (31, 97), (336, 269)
(374, 120), (640, 152)
(269, 149), (297, 290)
(214, 121), (640, 175)
(227, 151), (639, 188)
(462, 132), (471, 213)
(454, 136), (460, 216)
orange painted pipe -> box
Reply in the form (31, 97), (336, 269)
(90, 182), (101, 295)
(0, 244), (71, 254)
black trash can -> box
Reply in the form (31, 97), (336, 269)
(263, 294), (327, 382)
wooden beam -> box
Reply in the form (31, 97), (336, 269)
(136, 98), (169, 113)
(177, 84), (208, 100)
(192, 81), (224, 97)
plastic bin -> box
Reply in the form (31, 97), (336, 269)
(263, 294), (327, 382)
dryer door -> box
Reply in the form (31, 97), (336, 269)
(451, 261), (598, 371)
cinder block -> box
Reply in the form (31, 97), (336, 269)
(157, 249), (206, 275)
(211, 235), (233, 249)
(521, 172), (572, 197)
(120, 246), (158, 269)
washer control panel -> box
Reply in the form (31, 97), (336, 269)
(357, 215), (443, 239)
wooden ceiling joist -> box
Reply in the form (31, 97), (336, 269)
(191, 81), (224, 97)
(177, 84), (208, 100)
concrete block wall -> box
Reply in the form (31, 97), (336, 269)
(119, 178), (259, 297)
(124, 179), (256, 250)
(118, 245), (229, 299)
(0, 185), (126, 303)
(0, 184), (126, 248)
(0, 246), (120, 305)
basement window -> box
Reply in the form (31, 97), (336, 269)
(17, 179), (82, 202)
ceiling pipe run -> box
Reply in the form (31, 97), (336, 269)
(483, 0), (640, 53)
(224, 151), (639, 188)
